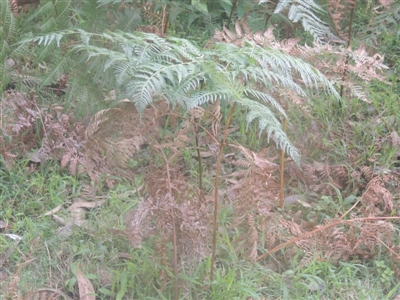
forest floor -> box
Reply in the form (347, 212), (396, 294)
(1, 82), (400, 299)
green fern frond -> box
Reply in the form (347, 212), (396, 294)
(366, 2), (400, 44)
(240, 97), (299, 161)
(243, 89), (287, 118)
(40, 56), (71, 87)
(0, 0), (16, 93)
(25, 0), (72, 34)
(170, 74), (205, 107)
(373, 3), (400, 29)
(96, 0), (125, 6)
(21, 29), (342, 163)
(186, 90), (230, 109)
(1, 40), (11, 73)
(271, 0), (335, 43)
(0, 0), (16, 42)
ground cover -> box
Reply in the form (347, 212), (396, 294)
(1, 0), (400, 299)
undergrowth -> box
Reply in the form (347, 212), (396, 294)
(1, 0), (400, 299)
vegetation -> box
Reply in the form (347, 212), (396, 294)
(1, 0), (400, 299)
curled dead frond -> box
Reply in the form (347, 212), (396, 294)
(9, 0), (18, 15)
(361, 176), (394, 213)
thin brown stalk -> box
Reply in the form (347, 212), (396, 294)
(171, 209), (179, 300)
(161, 5), (169, 36)
(155, 145), (179, 300)
(194, 124), (203, 191)
(210, 102), (237, 281)
(279, 118), (287, 209)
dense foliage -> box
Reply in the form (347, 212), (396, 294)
(1, 0), (400, 299)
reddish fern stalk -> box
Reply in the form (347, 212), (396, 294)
(210, 102), (236, 281)
(279, 118), (287, 209)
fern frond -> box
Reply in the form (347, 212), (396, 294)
(373, 2), (400, 27)
(0, 0), (16, 42)
(368, 2), (400, 40)
(243, 89), (287, 117)
(185, 90), (229, 110)
(272, 0), (337, 43)
(96, 0), (125, 6)
(218, 42), (340, 99)
(21, 29), (342, 163)
(241, 97), (299, 161)
(40, 56), (71, 87)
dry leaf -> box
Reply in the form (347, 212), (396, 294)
(284, 194), (303, 205)
(44, 203), (67, 216)
(67, 200), (105, 210)
(76, 267), (95, 300)
(390, 131), (400, 146)
(0, 269), (9, 281)
(0, 220), (6, 229)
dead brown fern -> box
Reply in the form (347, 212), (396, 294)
(252, 163), (399, 265)
(257, 216), (400, 264)
(4, 258), (36, 300)
(96, 102), (216, 292)
(224, 145), (280, 260)
(9, 0), (18, 15)
(22, 289), (72, 300)
(361, 176), (394, 214)
(284, 160), (349, 195)
(138, 2), (169, 36)
(0, 92), (45, 168)
(75, 99), (162, 183)
(122, 165), (211, 296)
(223, 144), (399, 269)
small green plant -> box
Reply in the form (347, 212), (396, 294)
(375, 260), (395, 287)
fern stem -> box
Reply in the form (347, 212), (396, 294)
(227, 0), (238, 27)
(339, 2), (356, 106)
(161, 5), (169, 36)
(171, 209), (179, 300)
(279, 118), (287, 209)
(210, 101), (236, 281)
(195, 124), (203, 192)
(155, 145), (179, 300)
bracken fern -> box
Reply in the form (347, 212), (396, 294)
(21, 29), (341, 162)
(261, 0), (341, 43)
